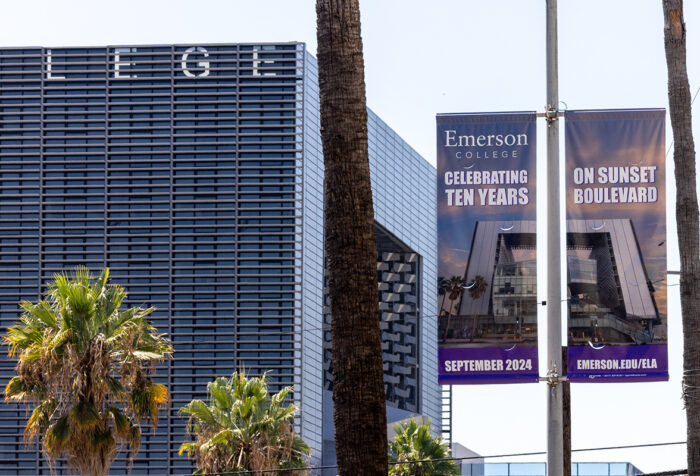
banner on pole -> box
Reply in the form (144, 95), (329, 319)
(565, 109), (668, 382)
(437, 112), (538, 384)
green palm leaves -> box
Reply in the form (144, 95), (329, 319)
(389, 418), (459, 476)
(179, 372), (310, 475)
(467, 275), (488, 301)
(3, 267), (172, 476)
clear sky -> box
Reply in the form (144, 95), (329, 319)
(0, 0), (694, 472)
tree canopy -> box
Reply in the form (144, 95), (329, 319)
(3, 267), (172, 476)
(179, 371), (309, 475)
(388, 417), (459, 476)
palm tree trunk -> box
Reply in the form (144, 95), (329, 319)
(438, 293), (447, 341)
(663, 2), (700, 474)
(315, 1), (388, 475)
(442, 300), (454, 342)
(439, 293), (447, 315)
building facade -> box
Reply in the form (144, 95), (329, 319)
(447, 221), (538, 344)
(444, 218), (662, 346)
(0, 43), (439, 474)
(566, 219), (662, 345)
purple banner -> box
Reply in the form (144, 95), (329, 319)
(568, 345), (668, 382)
(565, 109), (668, 382)
(439, 346), (539, 384)
(437, 112), (538, 384)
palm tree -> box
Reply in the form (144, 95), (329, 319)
(442, 276), (466, 342)
(179, 372), (310, 475)
(437, 277), (450, 342)
(316, 0), (388, 474)
(663, 1), (700, 473)
(467, 276), (488, 342)
(3, 267), (172, 476)
(388, 417), (459, 476)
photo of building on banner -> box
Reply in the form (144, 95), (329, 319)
(437, 112), (538, 384)
(565, 109), (668, 382)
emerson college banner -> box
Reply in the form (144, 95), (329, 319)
(565, 109), (668, 382)
(437, 112), (538, 384)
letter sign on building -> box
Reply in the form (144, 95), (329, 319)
(114, 47), (137, 78)
(181, 46), (210, 77)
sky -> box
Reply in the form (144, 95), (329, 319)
(0, 0), (695, 472)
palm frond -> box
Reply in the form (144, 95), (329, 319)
(150, 383), (168, 405)
(99, 286), (129, 336)
(70, 401), (101, 429)
(180, 399), (217, 426)
(108, 406), (130, 436)
(21, 300), (56, 328)
(105, 375), (125, 397)
(130, 383), (167, 425)
(4, 323), (45, 357)
(4, 376), (27, 400)
(48, 328), (72, 353)
(203, 428), (234, 450)
(209, 377), (234, 410)
(178, 441), (199, 458)
(104, 307), (140, 342)
(89, 426), (116, 451)
(131, 350), (168, 361)
(25, 398), (57, 439)
(90, 268), (109, 300)
(46, 414), (71, 446)
(270, 386), (291, 406)
(17, 345), (43, 363)
(129, 424), (141, 456)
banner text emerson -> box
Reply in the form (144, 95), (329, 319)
(443, 130), (529, 147)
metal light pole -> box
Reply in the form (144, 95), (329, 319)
(546, 0), (564, 475)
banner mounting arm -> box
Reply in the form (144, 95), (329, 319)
(538, 107), (565, 124)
